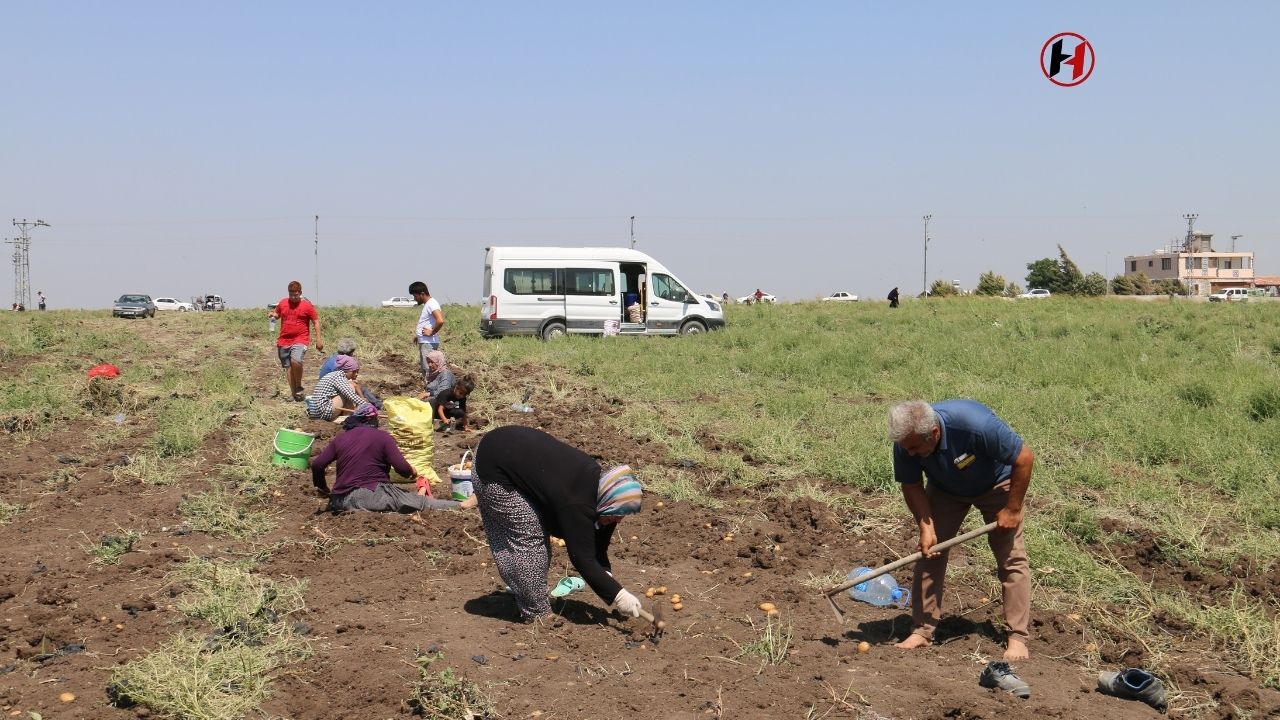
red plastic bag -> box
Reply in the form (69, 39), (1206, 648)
(87, 363), (120, 379)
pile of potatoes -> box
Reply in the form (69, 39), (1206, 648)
(644, 586), (683, 611)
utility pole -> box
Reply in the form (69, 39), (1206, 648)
(629, 216), (636, 249)
(314, 215), (319, 304)
(1231, 234), (1242, 252)
(922, 214), (932, 297)
(10, 219), (49, 310)
(1182, 213), (1198, 295)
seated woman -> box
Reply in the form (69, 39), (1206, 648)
(472, 425), (646, 622)
(420, 349), (455, 399)
(305, 355), (368, 422)
(318, 338), (382, 409)
(310, 405), (477, 513)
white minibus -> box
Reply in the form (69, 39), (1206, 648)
(480, 247), (726, 339)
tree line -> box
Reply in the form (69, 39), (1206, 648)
(929, 245), (1188, 297)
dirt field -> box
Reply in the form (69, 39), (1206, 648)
(2, 317), (1276, 719)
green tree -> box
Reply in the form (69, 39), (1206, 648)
(1111, 274), (1140, 295)
(1152, 278), (1188, 295)
(928, 278), (957, 297)
(1004, 281), (1023, 297)
(1025, 258), (1062, 292)
(1058, 245), (1085, 293)
(1078, 272), (1107, 296)
(975, 271), (1006, 296)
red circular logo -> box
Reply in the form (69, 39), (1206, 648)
(1041, 32), (1094, 87)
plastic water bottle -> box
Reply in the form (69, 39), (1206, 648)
(269, 315), (276, 333)
(845, 567), (910, 607)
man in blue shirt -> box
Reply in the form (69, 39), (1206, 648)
(889, 399), (1035, 661)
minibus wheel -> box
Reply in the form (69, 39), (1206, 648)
(541, 321), (567, 340)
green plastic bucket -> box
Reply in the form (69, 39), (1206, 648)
(271, 428), (315, 470)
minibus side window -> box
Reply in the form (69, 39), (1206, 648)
(504, 269), (559, 295)
(564, 268), (615, 296)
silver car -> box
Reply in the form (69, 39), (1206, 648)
(114, 294), (156, 318)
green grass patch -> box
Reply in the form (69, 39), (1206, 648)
(733, 616), (793, 669)
(0, 498), (22, 524)
(108, 631), (306, 720)
(179, 485), (276, 539)
(82, 530), (141, 564)
(169, 558), (307, 644)
(405, 651), (496, 720)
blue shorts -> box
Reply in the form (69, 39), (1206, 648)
(277, 344), (308, 368)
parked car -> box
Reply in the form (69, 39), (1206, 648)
(1209, 287), (1249, 302)
(737, 292), (777, 305)
(381, 296), (417, 308)
(821, 291), (859, 302)
(1019, 289), (1051, 299)
(114, 294), (156, 318)
(153, 297), (194, 312)
(196, 294), (227, 311)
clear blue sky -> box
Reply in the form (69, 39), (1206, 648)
(3, 2), (1276, 308)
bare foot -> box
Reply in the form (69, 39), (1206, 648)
(1003, 636), (1029, 661)
(894, 633), (931, 650)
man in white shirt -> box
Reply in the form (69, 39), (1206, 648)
(409, 280), (446, 386)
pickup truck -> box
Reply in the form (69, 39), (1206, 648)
(1209, 288), (1248, 302)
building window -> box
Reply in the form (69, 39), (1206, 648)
(1185, 257), (1193, 269)
(1161, 258), (1171, 270)
(1130, 260), (1137, 272)
(1209, 257), (1219, 269)
(1223, 258), (1233, 269)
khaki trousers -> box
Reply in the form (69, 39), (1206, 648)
(910, 479), (1030, 641)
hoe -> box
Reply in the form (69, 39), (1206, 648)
(821, 522), (997, 624)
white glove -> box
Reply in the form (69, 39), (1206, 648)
(613, 588), (643, 618)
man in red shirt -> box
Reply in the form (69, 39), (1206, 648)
(270, 280), (324, 401)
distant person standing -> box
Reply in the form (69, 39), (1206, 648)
(37, 291), (46, 311)
(888, 287), (900, 308)
(270, 280), (323, 402)
(409, 281), (446, 387)
(754, 288), (764, 304)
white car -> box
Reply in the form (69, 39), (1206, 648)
(1019, 289), (1051, 299)
(381, 296), (417, 308)
(1209, 287), (1249, 302)
(821, 291), (859, 302)
(737, 292), (777, 305)
(153, 297), (194, 312)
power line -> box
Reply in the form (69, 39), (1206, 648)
(9, 219), (49, 309)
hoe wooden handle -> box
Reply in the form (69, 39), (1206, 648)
(822, 522), (998, 598)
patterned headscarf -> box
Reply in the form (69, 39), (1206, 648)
(335, 355), (360, 373)
(341, 404), (378, 430)
(596, 464), (642, 517)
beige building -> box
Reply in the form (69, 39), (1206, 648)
(1123, 232), (1254, 296)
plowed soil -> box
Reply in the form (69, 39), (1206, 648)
(1, 317), (1276, 719)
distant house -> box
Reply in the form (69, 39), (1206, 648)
(1253, 276), (1280, 294)
(1123, 232), (1254, 297)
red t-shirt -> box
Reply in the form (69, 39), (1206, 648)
(275, 298), (317, 347)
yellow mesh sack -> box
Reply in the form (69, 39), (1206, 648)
(382, 396), (442, 486)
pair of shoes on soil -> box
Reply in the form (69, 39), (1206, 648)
(979, 660), (1031, 699)
(1097, 668), (1167, 712)
(550, 576), (585, 598)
